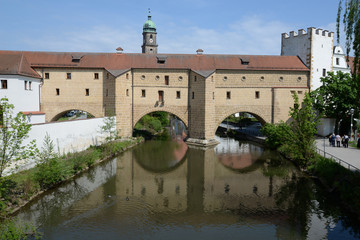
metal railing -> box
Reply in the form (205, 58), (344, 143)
(316, 148), (360, 172)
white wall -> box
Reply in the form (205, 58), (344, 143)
(333, 45), (351, 74)
(3, 117), (114, 176)
(0, 75), (41, 113)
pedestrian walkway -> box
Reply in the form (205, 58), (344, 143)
(315, 138), (360, 171)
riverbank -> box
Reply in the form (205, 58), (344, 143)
(0, 137), (144, 218)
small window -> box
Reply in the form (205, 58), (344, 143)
(297, 91), (303, 94)
(279, 76), (284, 82)
(213, 92), (215, 100)
(176, 91), (181, 99)
(255, 91), (260, 99)
(260, 76), (264, 81)
(56, 88), (60, 96)
(126, 89), (129, 96)
(126, 73), (129, 80)
(322, 69), (326, 77)
(66, 73), (71, 79)
(94, 73), (99, 79)
(297, 77), (302, 82)
(336, 58), (340, 65)
(178, 76), (183, 81)
(29, 81), (32, 90)
(45, 73), (50, 79)
(1, 80), (7, 89)
(241, 76), (246, 81)
(141, 75), (146, 80)
(291, 91), (296, 95)
(24, 81), (28, 90)
(194, 76), (197, 82)
(106, 89), (108, 97)
(192, 92), (194, 99)
(226, 91), (231, 99)
(165, 75), (169, 85)
(141, 89), (146, 97)
(211, 76), (214, 82)
(107, 73), (109, 79)
(85, 89), (89, 96)
(223, 76), (228, 81)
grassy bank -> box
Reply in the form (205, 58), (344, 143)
(307, 155), (360, 216)
(0, 137), (143, 218)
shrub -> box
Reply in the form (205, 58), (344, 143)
(261, 122), (291, 149)
(0, 218), (41, 240)
(34, 158), (71, 189)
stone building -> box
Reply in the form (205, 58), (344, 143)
(0, 13), (310, 147)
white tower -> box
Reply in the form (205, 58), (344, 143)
(281, 27), (334, 90)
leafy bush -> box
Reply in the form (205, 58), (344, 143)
(68, 149), (102, 173)
(0, 218), (41, 240)
(261, 122), (291, 149)
(34, 158), (71, 189)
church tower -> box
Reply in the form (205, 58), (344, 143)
(142, 10), (158, 54)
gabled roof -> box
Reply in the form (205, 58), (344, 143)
(0, 53), (41, 78)
(107, 69), (130, 77)
(0, 50), (309, 73)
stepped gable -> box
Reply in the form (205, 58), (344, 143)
(0, 53), (41, 78)
(0, 50), (309, 72)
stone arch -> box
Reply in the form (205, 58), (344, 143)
(214, 107), (269, 136)
(49, 108), (99, 122)
(133, 106), (188, 129)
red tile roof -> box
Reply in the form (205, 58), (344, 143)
(21, 111), (45, 115)
(0, 50), (309, 72)
(0, 53), (41, 78)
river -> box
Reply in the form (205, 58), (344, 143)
(15, 136), (360, 239)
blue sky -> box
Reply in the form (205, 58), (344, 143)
(1, 0), (344, 55)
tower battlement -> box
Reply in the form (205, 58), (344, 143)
(282, 27), (334, 39)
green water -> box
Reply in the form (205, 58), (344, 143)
(15, 136), (360, 239)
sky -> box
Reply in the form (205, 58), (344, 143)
(0, 0), (345, 55)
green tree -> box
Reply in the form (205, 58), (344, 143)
(310, 71), (358, 133)
(99, 116), (117, 142)
(0, 98), (37, 177)
(337, 0), (360, 75)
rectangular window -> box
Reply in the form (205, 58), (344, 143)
(45, 73), (50, 79)
(1, 80), (7, 89)
(66, 73), (71, 79)
(213, 92), (215, 100)
(24, 81), (28, 90)
(29, 81), (32, 90)
(226, 91), (231, 99)
(126, 73), (129, 80)
(322, 69), (326, 77)
(85, 88), (89, 96)
(126, 89), (129, 96)
(194, 76), (197, 82)
(107, 73), (109, 79)
(94, 73), (99, 79)
(336, 58), (340, 65)
(192, 92), (194, 99)
(176, 91), (180, 99)
(106, 89), (108, 97)
(158, 91), (164, 102)
(297, 91), (303, 94)
(165, 76), (169, 85)
(56, 88), (60, 96)
(141, 89), (146, 97)
(255, 91), (260, 99)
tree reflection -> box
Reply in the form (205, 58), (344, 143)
(275, 174), (315, 239)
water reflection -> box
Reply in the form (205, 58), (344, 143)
(14, 137), (360, 240)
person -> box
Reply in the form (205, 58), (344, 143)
(357, 134), (360, 148)
(331, 134), (336, 147)
(336, 134), (341, 147)
(344, 134), (349, 148)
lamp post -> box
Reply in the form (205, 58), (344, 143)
(350, 108), (354, 141)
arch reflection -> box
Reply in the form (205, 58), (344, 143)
(133, 139), (188, 173)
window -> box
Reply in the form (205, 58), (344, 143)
(165, 75), (169, 85)
(226, 91), (231, 99)
(192, 92), (194, 99)
(213, 92), (215, 100)
(94, 73), (99, 79)
(297, 91), (303, 94)
(336, 58), (340, 65)
(141, 89), (146, 97)
(291, 91), (296, 95)
(85, 89), (89, 96)
(255, 91), (260, 99)
(106, 89), (108, 97)
(66, 73), (71, 79)
(194, 76), (197, 82)
(176, 91), (181, 99)
(24, 81), (28, 90)
(126, 89), (129, 96)
(29, 81), (32, 90)
(106, 73), (109, 79)
(1, 80), (7, 89)
(158, 91), (164, 102)
(126, 73), (129, 80)
(45, 73), (50, 79)
(322, 69), (326, 77)
(56, 88), (60, 96)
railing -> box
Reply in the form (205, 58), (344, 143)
(316, 148), (360, 172)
